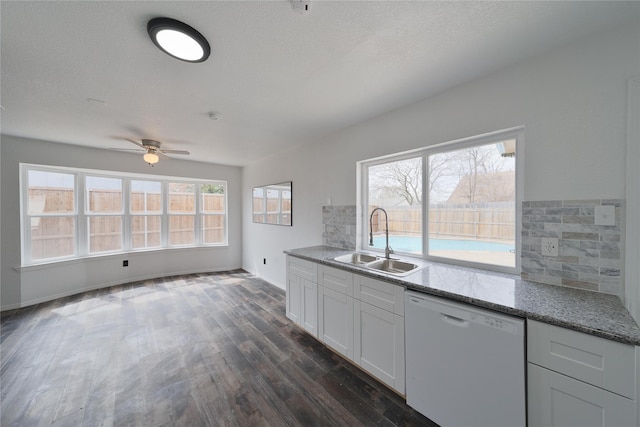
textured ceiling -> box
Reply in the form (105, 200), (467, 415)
(1, 1), (638, 166)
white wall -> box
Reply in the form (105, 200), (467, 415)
(1, 135), (242, 310)
(242, 23), (640, 294)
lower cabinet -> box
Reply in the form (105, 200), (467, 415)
(527, 319), (638, 427)
(528, 363), (636, 427)
(315, 264), (405, 394)
(354, 299), (405, 394)
(286, 256), (318, 338)
(318, 285), (353, 358)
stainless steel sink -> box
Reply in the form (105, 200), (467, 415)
(332, 252), (379, 265)
(332, 253), (421, 276)
(365, 259), (420, 276)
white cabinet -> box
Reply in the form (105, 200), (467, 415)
(318, 285), (353, 358)
(527, 320), (638, 427)
(318, 266), (354, 358)
(286, 256), (318, 337)
(353, 275), (405, 394)
(315, 264), (406, 394)
(354, 300), (405, 393)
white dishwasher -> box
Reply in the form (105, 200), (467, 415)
(405, 291), (526, 427)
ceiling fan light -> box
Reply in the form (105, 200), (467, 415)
(143, 152), (160, 164)
(147, 17), (210, 63)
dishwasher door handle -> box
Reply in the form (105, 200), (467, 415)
(441, 313), (469, 327)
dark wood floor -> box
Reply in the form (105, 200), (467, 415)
(1, 270), (436, 426)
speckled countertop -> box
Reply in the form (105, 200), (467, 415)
(284, 245), (640, 346)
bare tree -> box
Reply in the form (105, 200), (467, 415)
(443, 145), (513, 204)
(370, 157), (422, 206)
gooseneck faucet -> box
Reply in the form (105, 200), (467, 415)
(369, 207), (393, 259)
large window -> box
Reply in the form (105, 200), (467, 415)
(21, 165), (228, 265)
(361, 128), (521, 272)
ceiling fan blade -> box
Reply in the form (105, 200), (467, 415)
(109, 148), (146, 152)
(160, 149), (190, 155)
(157, 151), (170, 159)
(123, 138), (146, 149)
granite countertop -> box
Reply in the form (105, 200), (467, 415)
(284, 245), (640, 346)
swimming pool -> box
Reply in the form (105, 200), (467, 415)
(372, 236), (514, 254)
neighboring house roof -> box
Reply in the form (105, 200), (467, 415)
(446, 171), (515, 204)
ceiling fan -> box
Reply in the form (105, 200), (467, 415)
(111, 138), (190, 165)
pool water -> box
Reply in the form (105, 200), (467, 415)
(372, 236), (514, 254)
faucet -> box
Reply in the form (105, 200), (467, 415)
(369, 207), (394, 259)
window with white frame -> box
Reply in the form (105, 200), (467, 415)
(86, 175), (123, 254)
(168, 182), (196, 246)
(201, 183), (226, 244)
(130, 180), (162, 249)
(25, 169), (77, 262)
(361, 128), (521, 272)
(21, 164), (228, 266)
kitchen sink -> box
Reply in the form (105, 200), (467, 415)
(366, 259), (420, 276)
(331, 253), (422, 276)
(332, 252), (379, 265)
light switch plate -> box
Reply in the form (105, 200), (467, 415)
(541, 238), (559, 257)
(595, 205), (615, 226)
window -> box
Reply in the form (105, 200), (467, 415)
(130, 180), (162, 249)
(360, 128), (521, 272)
(168, 182), (196, 246)
(86, 176), (123, 253)
(21, 164), (228, 266)
(201, 183), (226, 244)
(24, 169), (76, 262)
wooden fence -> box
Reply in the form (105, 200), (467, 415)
(28, 188), (225, 259)
(371, 203), (515, 242)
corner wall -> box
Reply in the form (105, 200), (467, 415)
(241, 23), (640, 300)
(1, 135), (243, 310)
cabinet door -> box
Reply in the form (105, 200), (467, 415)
(286, 274), (301, 324)
(528, 363), (636, 427)
(318, 286), (353, 359)
(300, 278), (317, 338)
(353, 300), (405, 394)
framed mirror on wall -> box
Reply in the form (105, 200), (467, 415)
(253, 181), (292, 226)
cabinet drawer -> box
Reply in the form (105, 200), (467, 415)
(318, 266), (353, 296)
(287, 256), (317, 282)
(354, 274), (404, 316)
(527, 320), (636, 399)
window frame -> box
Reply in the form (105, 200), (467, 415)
(358, 127), (524, 274)
(129, 179), (163, 250)
(20, 164), (228, 267)
(85, 174), (125, 255)
(200, 183), (228, 244)
(21, 166), (79, 264)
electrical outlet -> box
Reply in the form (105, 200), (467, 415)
(123, 260), (129, 267)
(595, 205), (615, 226)
(541, 238), (558, 257)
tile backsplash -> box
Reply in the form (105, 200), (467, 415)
(322, 205), (356, 250)
(521, 199), (624, 297)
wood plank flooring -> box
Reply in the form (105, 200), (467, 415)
(1, 270), (437, 427)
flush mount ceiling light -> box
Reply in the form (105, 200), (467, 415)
(147, 17), (210, 63)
